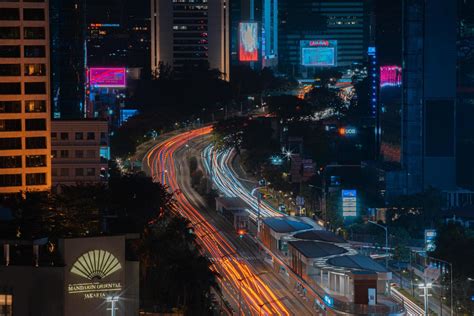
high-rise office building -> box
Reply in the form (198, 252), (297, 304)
(278, 0), (371, 77)
(150, 0), (230, 80)
(456, 0), (474, 190)
(50, 0), (86, 119)
(0, 0), (52, 193)
(402, 0), (457, 193)
(229, 0), (278, 69)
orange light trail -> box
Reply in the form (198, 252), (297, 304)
(146, 127), (291, 316)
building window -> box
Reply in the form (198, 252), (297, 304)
(75, 132), (83, 140)
(75, 168), (84, 176)
(86, 150), (95, 158)
(0, 64), (20, 76)
(60, 132), (68, 140)
(24, 27), (45, 40)
(60, 168), (69, 177)
(0, 138), (21, 150)
(26, 173), (46, 185)
(0, 45), (20, 58)
(0, 27), (20, 39)
(100, 132), (107, 143)
(51, 150), (56, 158)
(51, 132), (57, 139)
(0, 101), (21, 113)
(25, 118), (46, 131)
(60, 150), (68, 158)
(0, 156), (21, 168)
(25, 137), (46, 149)
(0, 83), (21, 95)
(25, 100), (46, 112)
(87, 132), (95, 140)
(26, 155), (46, 167)
(24, 64), (46, 76)
(25, 82), (46, 94)
(52, 168), (57, 177)
(23, 8), (45, 21)
(24, 45), (45, 58)
(0, 119), (21, 132)
(0, 174), (21, 187)
(75, 150), (83, 158)
(86, 168), (95, 176)
(0, 8), (19, 20)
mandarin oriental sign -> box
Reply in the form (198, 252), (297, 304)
(67, 250), (123, 299)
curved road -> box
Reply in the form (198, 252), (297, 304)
(144, 127), (299, 316)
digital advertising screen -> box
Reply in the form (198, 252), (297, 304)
(89, 67), (126, 88)
(342, 189), (357, 217)
(300, 40), (337, 67)
(239, 22), (259, 62)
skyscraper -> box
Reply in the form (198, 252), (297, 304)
(150, 0), (230, 80)
(229, 0), (278, 69)
(456, 0), (474, 190)
(50, 0), (86, 119)
(278, 0), (371, 77)
(0, 0), (52, 193)
(402, 0), (457, 193)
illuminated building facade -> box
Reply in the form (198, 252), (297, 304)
(229, 0), (278, 70)
(0, 235), (139, 316)
(51, 120), (109, 193)
(0, 0), (52, 194)
(278, 0), (372, 77)
(380, 65), (402, 88)
(150, 0), (230, 80)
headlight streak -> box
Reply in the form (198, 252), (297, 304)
(145, 127), (290, 316)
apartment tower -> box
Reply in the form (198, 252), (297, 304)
(0, 0), (51, 193)
(151, 0), (230, 80)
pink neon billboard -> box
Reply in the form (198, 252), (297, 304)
(89, 67), (126, 88)
(380, 65), (402, 88)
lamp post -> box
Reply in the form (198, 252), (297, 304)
(106, 296), (119, 316)
(418, 283), (432, 316)
(368, 220), (388, 268)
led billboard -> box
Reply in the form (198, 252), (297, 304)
(89, 67), (126, 88)
(239, 22), (258, 62)
(341, 189), (357, 217)
(301, 40), (337, 67)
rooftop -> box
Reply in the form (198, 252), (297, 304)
(293, 230), (347, 243)
(327, 254), (388, 273)
(263, 216), (313, 233)
(288, 240), (347, 258)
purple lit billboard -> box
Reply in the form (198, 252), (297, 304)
(89, 68), (126, 88)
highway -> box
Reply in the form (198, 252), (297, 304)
(202, 142), (428, 316)
(144, 127), (317, 316)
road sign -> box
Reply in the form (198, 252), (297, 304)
(296, 195), (305, 207)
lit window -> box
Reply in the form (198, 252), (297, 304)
(0, 293), (12, 316)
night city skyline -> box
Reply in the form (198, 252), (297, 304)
(0, 0), (473, 315)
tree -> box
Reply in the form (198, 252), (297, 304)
(135, 214), (219, 314)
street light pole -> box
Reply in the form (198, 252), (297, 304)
(106, 296), (119, 316)
(418, 283), (432, 316)
(368, 220), (388, 268)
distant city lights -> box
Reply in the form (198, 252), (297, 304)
(380, 65), (402, 88)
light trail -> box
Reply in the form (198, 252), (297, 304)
(202, 144), (283, 220)
(146, 127), (291, 316)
